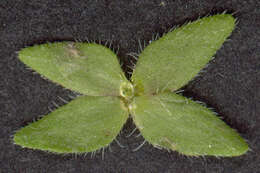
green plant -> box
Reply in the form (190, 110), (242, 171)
(14, 14), (248, 156)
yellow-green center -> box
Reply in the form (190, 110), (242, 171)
(119, 82), (135, 111)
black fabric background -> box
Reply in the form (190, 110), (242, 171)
(0, 0), (259, 172)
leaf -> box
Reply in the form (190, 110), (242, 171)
(132, 14), (236, 95)
(14, 96), (128, 153)
(131, 92), (248, 156)
(19, 42), (128, 96)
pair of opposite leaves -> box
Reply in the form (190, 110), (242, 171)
(14, 14), (248, 157)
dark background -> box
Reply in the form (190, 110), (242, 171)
(0, 0), (259, 172)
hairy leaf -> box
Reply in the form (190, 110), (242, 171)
(14, 96), (128, 153)
(131, 92), (248, 156)
(19, 42), (127, 96)
(132, 14), (235, 95)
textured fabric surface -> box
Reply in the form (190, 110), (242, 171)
(0, 0), (259, 172)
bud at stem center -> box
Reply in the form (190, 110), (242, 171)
(119, 82), (135, 111)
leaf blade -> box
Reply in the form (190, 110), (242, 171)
(14, 96), (128, 153)
(131, 93), (248, 156)
(19, 42), (127, 96)
(132, 14), (236, 95)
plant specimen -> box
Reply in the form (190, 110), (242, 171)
(14, 14), (248, 156)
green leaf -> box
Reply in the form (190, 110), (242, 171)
(14, 96), (128, 153)
(131, 92), (248, 156)
(132, 14), (236, 95)
(19, 42), (128, 96)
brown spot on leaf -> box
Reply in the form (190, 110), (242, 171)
(66, 42), (86, 58)
(103, 130), (111, 137)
